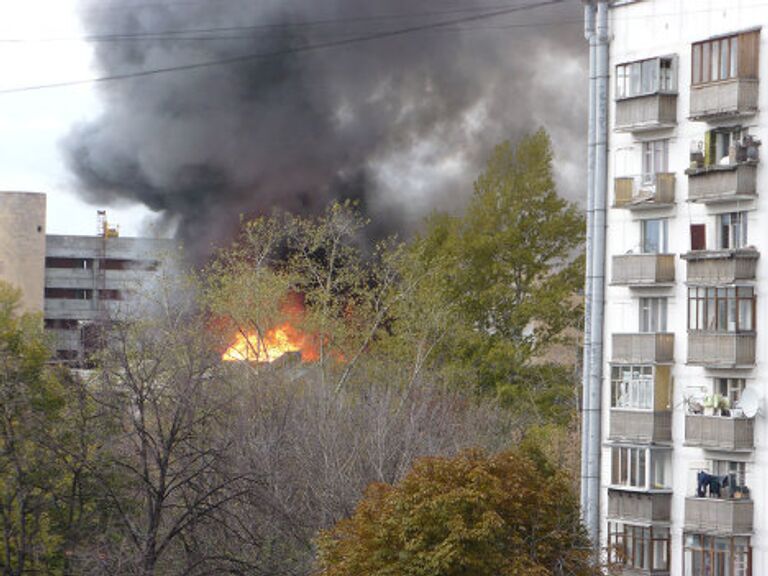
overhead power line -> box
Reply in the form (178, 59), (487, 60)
(0, 0), (564, 95)
(0, 2), (556, 44)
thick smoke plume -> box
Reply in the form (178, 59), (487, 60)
(65, 0), (586, 257)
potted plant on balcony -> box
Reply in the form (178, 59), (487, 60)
(718, 396), (731, 417)
(703, 394), (716, 416)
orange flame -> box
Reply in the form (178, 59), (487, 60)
(221, 293), (319, 363)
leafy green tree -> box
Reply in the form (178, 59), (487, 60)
(316, 445), (598, 576)
(0, 282), (69, 574)
(400, 130), (585, 421)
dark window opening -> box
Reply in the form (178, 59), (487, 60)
(55, 350), (79, 361)
(46, 257), (94, 270)
(101, 258), (159, 271)
(45, 288), (93, 300)
(45, 319), (79, 330)
(99, 289), (123, 301)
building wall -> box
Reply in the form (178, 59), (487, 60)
(0, 192), (46, 313)
(604, 1), (768, 574)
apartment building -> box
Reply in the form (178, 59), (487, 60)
(599, 1), (767, 574)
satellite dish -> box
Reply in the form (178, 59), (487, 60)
(739, 387), (760, 418)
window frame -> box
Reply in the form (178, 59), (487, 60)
(691, 30), (760, 87)
(639, 297), (668, 333)
(687, 286), (755, 333)
(684, 534), (751, 576)
(616, 55), (678, 99)
(718, 211), (749, 250)
(608, 523), (670, 572)
(641, 139), (669, 185)
(610, 446), (669, 490)
(641, 218), (669, 254)
(611, 365), (654, 410)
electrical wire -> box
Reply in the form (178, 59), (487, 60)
(0, 1), (564, 44)
(0, 0), (564, 95)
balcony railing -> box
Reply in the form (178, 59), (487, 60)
(687, 332), (755, 368)
(685, 415), (754, 451)
(612, 333), (674, 364)
(608, 489), (672, 524)
(612, 254), (675, 286)
(615, 93), (678, 131)
(614, 173), (676, 209)
(609, 409), (672, 444)
(683, 248), (758, 284)
(689, 78), (759, 120)
(685, 497), (753, 535)
(687, 163), (757, 203)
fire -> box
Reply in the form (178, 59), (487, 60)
(221, 293), (319, 363)
(222, 323), (318, 363)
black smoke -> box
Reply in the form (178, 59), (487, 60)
(64, 0), (586, 257)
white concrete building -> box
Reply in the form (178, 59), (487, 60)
(601, 1), (768, 574)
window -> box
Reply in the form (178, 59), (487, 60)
(642, 140), (669, 185)
(710, 459), (747, 495)
(45, 257), (93, 270)
(642, 219), (668, 253)
(616, 56), (677, 99)
(688, 287), (755, 332)
(700, 126), (746, 167)
(719, 212), (748, 249)
(716, 378), (746, 407)
(639, 298), (667, 333)
(692, 30), (759, 86)
(608, 523), (670, 572)
(44, 288), (93, 300)
(44, 319), (79, 330)
(685, 534), (751, 576)
(611, 365), (653, 410)
(611, 447), (668, 489)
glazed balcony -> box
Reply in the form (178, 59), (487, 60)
(683, 249), (758, 284)
(689, 78), (758, 120)
(685, 497), (753, 535)
(609, 409), (672, 444)
(608, 489), (672, 524)
(687, 163), (757, 204)
(685, 415), (754, 452)
(687, 332), (755, 368)
(615, 93), (678, 132)
(614, 173), (676, 209)
(612, 254), (675, 286)
(612, 333), (674, 364)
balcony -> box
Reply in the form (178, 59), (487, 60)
(687, 332), (755, 368)
(687, 163), (757, 204)
(615, 93), (677, 132)
(612, 333), (674, 364)
(614, 173), (676, 209)
(689, 78), (758, 120)
(610, 409), (672, 444)
(683, 249), (758, 284)
(612, 254), (675, 286)
(685, 415), (754, 451)
(608, 489), (671, 524)
(685, 497), (753, 535)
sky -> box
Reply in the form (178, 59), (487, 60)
(0, 0), (587, 245)
(0, 0), (160, 236)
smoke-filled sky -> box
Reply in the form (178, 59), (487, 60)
(0, 0), (586, 254)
